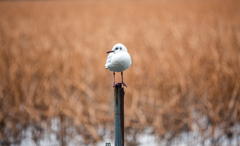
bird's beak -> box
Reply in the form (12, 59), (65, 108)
(106, 51), (114, 54)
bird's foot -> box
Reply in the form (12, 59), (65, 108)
(113, 82), (118, 88)
(113, 82), (127, 88)
(122, 82), (127, 88)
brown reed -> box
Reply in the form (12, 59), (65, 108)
(0, 0), (240, 145)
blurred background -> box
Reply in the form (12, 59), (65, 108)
(0, 0), (240, 145)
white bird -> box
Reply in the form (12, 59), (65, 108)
(105, 43), (132, 87)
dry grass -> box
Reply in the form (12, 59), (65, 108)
(0, 0), (240, 145)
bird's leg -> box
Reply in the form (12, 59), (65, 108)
(121, 72), (127, 87)
(113, 72), (118, 87)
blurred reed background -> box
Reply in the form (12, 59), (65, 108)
(0, 0), (240, 145)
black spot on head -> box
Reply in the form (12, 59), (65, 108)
(120, 47), (122, 50)
(116, 47), (118, 50)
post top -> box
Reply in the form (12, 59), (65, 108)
(114, 83), (123, 88)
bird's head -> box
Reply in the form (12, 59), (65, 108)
(106, 43), (128, 54)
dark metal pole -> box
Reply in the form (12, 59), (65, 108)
(114, 83), (124, 146)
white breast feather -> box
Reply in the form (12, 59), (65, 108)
(105, 53), (113, 69)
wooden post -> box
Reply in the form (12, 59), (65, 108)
(114, 83), (125, 146)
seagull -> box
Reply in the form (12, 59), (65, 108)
(105, 43), (132, 87)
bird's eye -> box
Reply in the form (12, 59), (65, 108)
(116, 47), (118, 50)
(120, 47), (122, 50)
